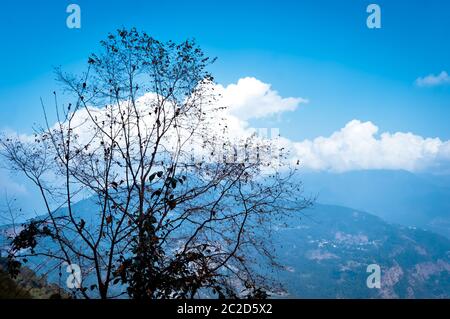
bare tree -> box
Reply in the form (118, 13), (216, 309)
(0, 192), (24, 257)
(0, 28), (311, 299)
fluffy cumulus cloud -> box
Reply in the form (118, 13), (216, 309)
(292, 120), (450, 172)
(214, 78), (450, 173)
(3, 77), (450, 175)
(0, 78), (307, 177)
(216, 77), (308, 120)
(415, 71), (450, 87)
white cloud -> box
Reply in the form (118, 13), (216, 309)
(0, 78), (307, 178)
(292, 120), (450, 172)
(209, 79), (450, 173)
(216, 77), (308, 120)
(415, 71), (450, 87)
(3, 77), (450, 175)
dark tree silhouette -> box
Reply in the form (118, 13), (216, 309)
(0, 28), (311, 299)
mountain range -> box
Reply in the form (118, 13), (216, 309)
(298, 170), (450, 238)
(1, 169), (449, 298)
(271, 203), (450, 298)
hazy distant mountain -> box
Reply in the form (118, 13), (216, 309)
(272, 204), (450, 298)
(1, 198), (449, 298)
(298, 170), (450, 238)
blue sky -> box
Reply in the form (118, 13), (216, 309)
(0, 0), (449, 140)
(0, 0), (449, 216)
